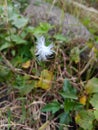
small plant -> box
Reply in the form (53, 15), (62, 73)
(0, 0), (98, 130)
(42, 78), (83, 129)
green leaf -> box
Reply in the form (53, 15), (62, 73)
(64, 100), (82, 112)
(11, 34), (27, 45)
(0, 64), (10, 78)
(0, 64), (13, 83)
(90, 93), (98, 109)
(59, 112), (71, 130)
(60, 91), (77, 100)
(12, 15), (28, 29)
(63, 78), (72, 92)
(60, 78), (77, 100)
(42, 101), (61, 114)
(0, 42), (13, 51)
(85, 77), (98, 94)
(54, 34), (68, 42)
(63, 78), (77, 93)
(26, 26), (34, 33)
(18, 83), (34, 95)
(75, 110), (95, 130)
(33, 22), (53, 35)
(13, 75), (34, 95)
(94, 109), (98, 120)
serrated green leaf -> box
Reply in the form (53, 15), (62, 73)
(63, 78), (72, 92)
(11, 34), (27, 45)
(59, 112), (71, 130)
(85, 77), (98, 94)
(42, 101), (61, 114)
(60, 78), (77, 100)
(90, 93), (98, 109)
(12, 16), (28, 29)
(26, 26), (34, 33)
(33, 22), (53, 35)
(60, 91), (78, 100)
(54, 34), (68, 42)
(64, 100), (82, 112)
(63, 78), (77, 93)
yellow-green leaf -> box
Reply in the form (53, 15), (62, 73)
(22, 60), (31, 69)
(85, 78), (98, 94)
(36, 69), (53, 90)
(75, 110), (95, 130)
(94, 110), (98, 121)
(90, 94), (98, 109)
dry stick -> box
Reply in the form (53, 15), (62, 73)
(80, 56), (94, 76)
(38, 121), (50, 130)
(47, 0), (57, 19)
(0, 51), (39, 80)
(0, 123), (32, 130)
(27, 101), (45, 108)
(0, 51), (15, 72)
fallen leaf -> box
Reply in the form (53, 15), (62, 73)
(36, 69), (53, 90)
(75, 110), (95, 130)
(85, 78), (98, 94)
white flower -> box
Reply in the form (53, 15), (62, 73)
(35, 36), (54, 61)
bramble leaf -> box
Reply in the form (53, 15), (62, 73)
(36, 69), (53, 90)
(42, 101), (61, 114)
(75, 110), (95, 130)
(90, 93), (98, 109)
(85, 77), (98, 94)
(94, 109), (98, 121)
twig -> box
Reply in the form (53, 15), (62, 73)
(80, 56), (94, 76)
(0, 123), (33, 130)
(27, 101), (45, 108)
(47, 0), (57, 18)
(0, 51), (15, 72)
(0, 51), (40, 80)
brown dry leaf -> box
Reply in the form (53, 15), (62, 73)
(36, 69), (53, 90)
(22, 60), (31, 69)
